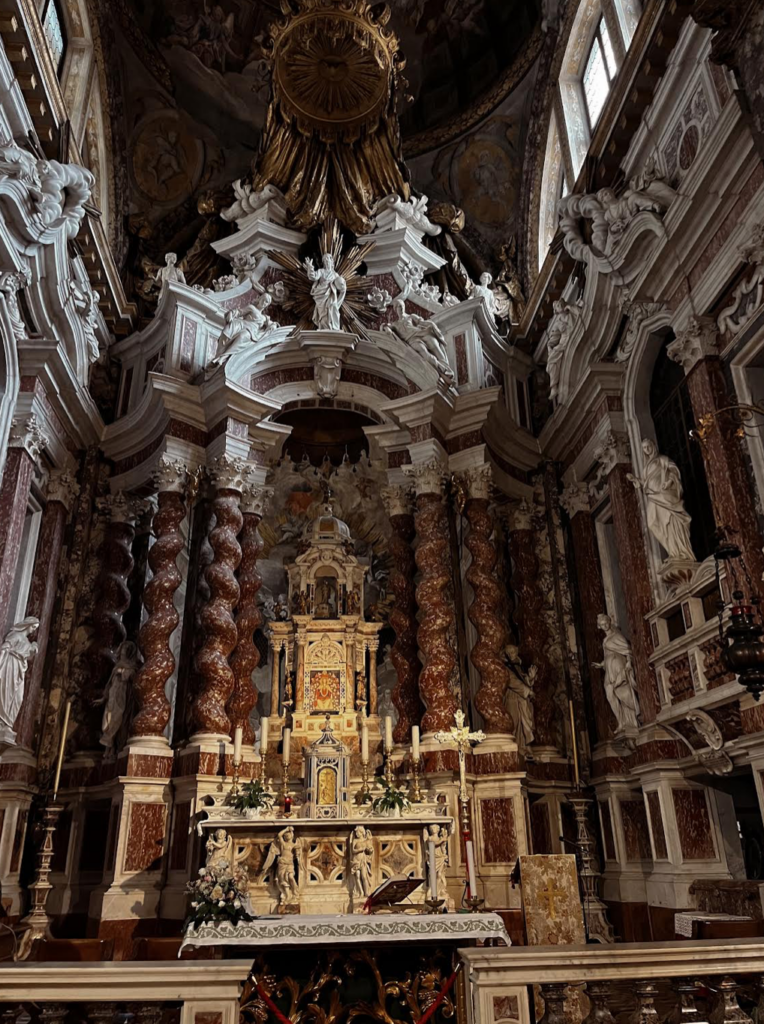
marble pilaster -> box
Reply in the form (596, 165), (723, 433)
(0, 441), (40, 634)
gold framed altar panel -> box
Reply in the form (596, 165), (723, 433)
(305, 635), (347, 714)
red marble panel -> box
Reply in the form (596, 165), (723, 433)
(699, 637), (736, 689)
(387, 450), (412, 469)
(0, 448), (35, 634)
(454, 333), (468, 385)
(195, 1015), (223, 1024)
(447, 429), (483, 455)
(529, 800), (552, 855)
(620, 798), (652, 862)
(168, 419), (208, 449)
(667, 653), (694, 704)
(480, 798), (517, 864)
(342, 368), (415, 399)
(124, 803), (167, 873)
(673, 788), (715, 860)
(742, 701), (764, 734)
(113, 435), (164, 475)
(9, 809), (28, 873)
(599, 801), (617, 861)
(180, 316), (197, 372)
(484, 444), (528, 484)
(0, 762), (36, 784)
(170, 802), (191, 872)
(646, 791), (668, 860)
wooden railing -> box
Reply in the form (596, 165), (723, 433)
(460, 938), (764, 1024)
(0, 959), (252, 1022)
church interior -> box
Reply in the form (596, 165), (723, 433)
(2, 0), (764, 1017)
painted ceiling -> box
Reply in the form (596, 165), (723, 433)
(109, 0), (542, 305)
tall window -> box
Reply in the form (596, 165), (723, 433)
(583, 17), (617, 128)
(649, 341), (716, 561)
(41, 0), (66, 74)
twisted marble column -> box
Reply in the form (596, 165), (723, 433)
(507, 500), (557, 749)
(193, 456), (244, 737)
(464, 466), (513, 734)
(131, 458), (187, 740)
(228, 479), (271, 744)
(406, 459), (458, 736)
(382, 485), (423, 743)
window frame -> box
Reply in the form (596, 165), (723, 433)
(582, 16), (617, 133)
(41, 0), (67, 77)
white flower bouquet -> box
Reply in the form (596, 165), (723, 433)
(184, 860), (253, 929)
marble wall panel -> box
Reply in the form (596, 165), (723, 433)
(170, 802), (191, 872)
(646, 791), (668, 860)
(480, 798), (518, 864)
(599, 801), (616, 861)
(124, 802), (167, 873)
(619, 798), (652, 862)
(9, 810), (27, 873)
(673, 788), (716, 860)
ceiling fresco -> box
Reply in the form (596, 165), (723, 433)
(112, 0), (542, 307)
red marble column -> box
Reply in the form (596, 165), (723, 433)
(14, 470), (79, 750)
(464, 465), (513, 735)
(131, 458), (187, 741)
(79, 493), (142, 745)
(228, 481), (270, 745)
(0, 420), (47, 633)
(382, 485), (423, 744)
(606, 459), (661, 723)
(193, 456), (243, 738)
(561, 483), (616, 743)
(507, 500), (558, 749)
(669, 317), (764, 590)
(406, 459), (459, 746)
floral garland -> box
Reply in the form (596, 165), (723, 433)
(185, 860), (253, 929)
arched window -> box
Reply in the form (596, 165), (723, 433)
(649, 341), (716, 561)
(583, 17), (617, 129)
(41, 0), (66, 75)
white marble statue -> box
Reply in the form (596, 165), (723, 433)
(474, 272), (496, 316)
(205, 828), (235, 872)
(628, 439), (696, 563)
(503, 644), (535, 753)
(423, 823), (450, 902)
(373, 194), (441, 236)
(95, 640), (139, 758)
(261, 826), (301, 905)
(596, 186), (663, 240)
(304, 253), (347, 332)
(155, 253), (186, 290)
(0, 617), (38, 747)
(594, 614), (641, 732)
(209, 298), (273, 370)
(221, 181), (284, 224)
(350, 825), (374, 898)
(545, 300), (573, 401)
(383, 299), (455, 386)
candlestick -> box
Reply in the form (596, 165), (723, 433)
(384, 716), (393, 752)
(361, 722), (369, 762)
(568, 699), (580, 788)
(359, 758), (371, 802)
(14, 802), (63, 959)
(281, 759), (290, 813)
(465, 838), (478, 899)
(52, 700), (71, 800)
(428, 840), (438, 900)
(233, 725), (243, 766)
(411, 725), (420, 761)
(409, 756), (423, 803)
(261, 717), (269, 754)
(282, 726), (291, 765)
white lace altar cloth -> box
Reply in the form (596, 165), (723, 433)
(180, 912), (510, 953)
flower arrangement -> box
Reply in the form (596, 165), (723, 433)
(229, 779), (275, 814)
(185, 861), (253, 929)
(372, 779), (411, 815)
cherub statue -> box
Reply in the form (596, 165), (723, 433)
(95, 640), (139, 758)
(304, 253), (347, 331)
(260, 826), (301, 905)
(208, 297), (273, 370)
(596, 186), (662, 240)
(205, 828), (234, 872)
(423, 823), (450, 903)
(349, 825), (374, 898)
(383, 299), (455, 387)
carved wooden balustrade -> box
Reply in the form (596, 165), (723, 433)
(0, 959), (251, 1022)
(461, 938), (764, 1024)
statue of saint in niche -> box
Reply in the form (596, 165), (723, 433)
(314, 577), (337, 619)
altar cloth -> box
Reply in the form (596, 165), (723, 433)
(180, 912), (510, 953)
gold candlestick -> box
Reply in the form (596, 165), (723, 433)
(466, 895), (485, 913)
(383, 749), (394, 787)
(410, 756), (423, 803)
(231, 759), (242, 796)
(360, 758), (371, 802)
(15, 802), (63, 960)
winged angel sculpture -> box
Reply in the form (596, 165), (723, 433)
(268, 217), (375, 338)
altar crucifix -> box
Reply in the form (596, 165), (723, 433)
(434, 710), (485, 907)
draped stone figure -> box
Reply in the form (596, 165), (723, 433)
(423, 823), (450, 902)
(304, 253), (346, 331)
(628, 439), (696, 563)
(503, 644), (535, 753)
(349, 825), (373, 898)
(594, 615), (641, 733)
(261, 826), (301, 905)
(0, 618), (39, 749)
(96, 640), (139, 757)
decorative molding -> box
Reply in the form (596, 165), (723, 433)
(667, 317), (719, 374)
(0, 266), (32, 342)
(208, 454), (247, 493)
(402, 457), (448, 497)
(8, 414), (49, 459)
(560, 482), (590, 518)
(103, 491), (148, 526)
(717, 223), (764, 337)
(506, 498), (533, 533)
(152, 455), (188, 495)
(615, 300), (666, 363)
(464, 464), (493, 501)
(592, 430), (631, 478)
(381, 485), (414, 518)
(240, 479), (273, 516)
(46, 469), (80, 511)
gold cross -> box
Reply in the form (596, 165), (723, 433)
(537, 883), (566, 920)
(434, 710), (486, 804)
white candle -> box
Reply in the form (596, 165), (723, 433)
(260, 718), (269, 755)
(384, 716), (393, 752)
(282, 727), (291, 764)
(411, 725), (420, 762)
(466, 839), (478, 899)
(361, 723), (369, 762)
(233, 726), (243, 766)
(428, 840), (438, 901)
(52, 700), (71, 800)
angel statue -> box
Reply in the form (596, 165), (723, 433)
(503, 644), (535, 754)
(423, 823), (450, 903)
(205, 828), (234, 872)
(383, 298), (455, 387)
(260, 826), (301, 905)
(594, 614), (641, 733)
(95, 640), (139, 758)
(209, 297), (273, 372)
(0, 617), (38, 748)
(304, 253), (347, 331)
(473, 272), (497, 316)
